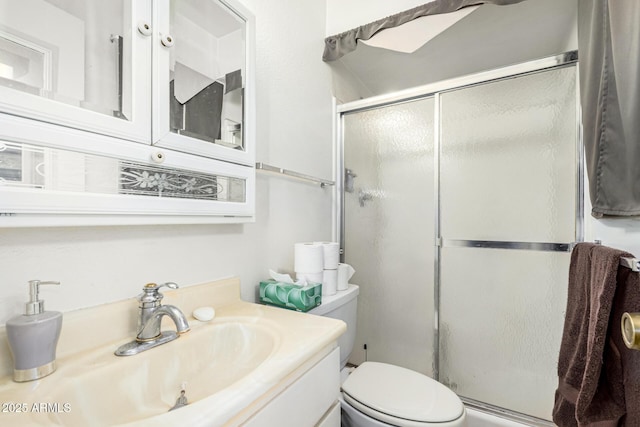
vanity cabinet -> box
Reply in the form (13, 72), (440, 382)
(0, 0), (255, 225)
(243, 347), (341, 427)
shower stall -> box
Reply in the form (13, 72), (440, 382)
(336, 52), (581, 425)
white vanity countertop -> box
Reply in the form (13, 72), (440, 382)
(0, 277), (346, 427)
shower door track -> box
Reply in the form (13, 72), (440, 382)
(336, 51), (577, 115)
(336, 50), (583, 426)
(463, 397), (556, 427)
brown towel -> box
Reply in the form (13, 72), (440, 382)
(553, 242), (640, 426)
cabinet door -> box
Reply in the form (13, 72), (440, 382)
(152, 0), (255, 166)
(0, 0), (152, 143)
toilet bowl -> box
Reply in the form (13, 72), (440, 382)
(340, 362), (466, 427)
(308, 285), (467, 427)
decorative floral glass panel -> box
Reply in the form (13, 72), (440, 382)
(119, 161), (244, 201)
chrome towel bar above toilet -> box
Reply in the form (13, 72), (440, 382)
(256, 162), (335, 188)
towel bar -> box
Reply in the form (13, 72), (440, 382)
(255, 162), (335, 188)
(593, 241), (639, 271)
(620, 257), (640, 272)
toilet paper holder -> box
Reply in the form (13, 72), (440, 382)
(618, 255), (640, 350)
(621, 312), (640, 350)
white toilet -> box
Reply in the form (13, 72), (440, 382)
(309, 285), (467, 427)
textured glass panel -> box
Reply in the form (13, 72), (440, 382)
(170, 0), (246, 150)
(0, 1), (130, 119)
(440, 67), (577, 242)
(343, 97), (435, 375)
(439, 246), (569, 420)
(0, 141), (246, 202)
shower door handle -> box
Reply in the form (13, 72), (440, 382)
(345, 168), (357, 193)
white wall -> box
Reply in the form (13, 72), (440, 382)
(3, 0), (639, 333)
(0, 0), (335, 324)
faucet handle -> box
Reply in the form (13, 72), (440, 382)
(143, 282), (178, 292)
(138, 282), (179, 307)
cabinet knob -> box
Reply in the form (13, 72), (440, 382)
(160, 33), (175, 48)
(137, 21), (152, 37)
(151, 150), (165, 164)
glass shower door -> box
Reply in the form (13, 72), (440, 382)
(342, 97), (436, 375)
(339, 53), (579, 424)
(438, 66), (578, 420)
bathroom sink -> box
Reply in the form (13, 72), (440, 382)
(47, 320), (277, 426)
(0, 278), (345, 427)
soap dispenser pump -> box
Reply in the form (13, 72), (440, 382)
(6, 280), (63, 382)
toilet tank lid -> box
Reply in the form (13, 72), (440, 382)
(308, 284), (359, 316)
(342, 362), (464, 423)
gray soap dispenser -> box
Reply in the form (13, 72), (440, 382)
(6, 280), (63, 382)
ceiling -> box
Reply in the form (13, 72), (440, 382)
(332, 0), (577, 100)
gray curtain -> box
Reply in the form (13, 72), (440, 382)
(579, 0), (640, 217)
(322, 0), (527, 62)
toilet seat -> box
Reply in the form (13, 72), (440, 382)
(341, 362), (465, 427)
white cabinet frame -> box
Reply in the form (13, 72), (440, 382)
(152, 0), (256, 166)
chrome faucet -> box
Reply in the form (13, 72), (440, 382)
(115, 282), (190, 356)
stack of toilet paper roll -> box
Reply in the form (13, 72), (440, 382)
(294, 242), (355, 296)
(318, 241), (340, 296)
(295, 242), (339, 296)
(294, 243), (324, 287)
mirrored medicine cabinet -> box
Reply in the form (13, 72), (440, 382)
(0, 0), (256, 226)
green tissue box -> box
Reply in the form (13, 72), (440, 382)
(259, 280), (322, 312)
